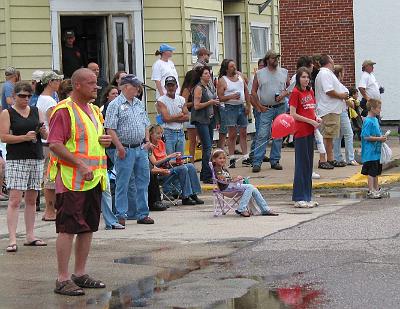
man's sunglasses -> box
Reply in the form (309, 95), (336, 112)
(16, 93), (32, 99)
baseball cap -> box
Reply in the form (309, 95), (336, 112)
(5, 66), (17, 76)
(197, 47), (213, 56)
(165, 76), (178, 86)
(120, 74), (142, 87)
(41, 71), (64, 84)
(65, 30), (75, 38)
(31, 70), (44, 82)
(362, 60), (376, 68)
(265, 50), (280, 59)
(159, 44), (176, 53)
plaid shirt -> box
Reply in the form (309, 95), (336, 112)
(104, 93), (150, 145)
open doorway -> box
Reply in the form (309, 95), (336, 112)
(60, 16), (109, 80)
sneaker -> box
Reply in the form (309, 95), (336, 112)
(271, 163), (283, 170)
(366, 191), (382, 199)
(312, 172), (321, 179)
(318, 161), (334, 169)
(229, 158), (236, 168)
(308, 200), (319, 207)
(252, 165), (261, 173)
(294, 201), (310, 208)
(190, 194), (204, 204)
(347, 160), (359, 166)
(182, 197), (196, 205)
(137, 216), (155, 224)
(242, 158), (252, 166)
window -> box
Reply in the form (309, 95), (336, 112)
(191, 17), (218, 62)
(250, 23), (270, 61)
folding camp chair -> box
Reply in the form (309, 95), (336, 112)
(208, 162), (246, 217)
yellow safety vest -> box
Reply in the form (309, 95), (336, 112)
(48, 98), (107, 191)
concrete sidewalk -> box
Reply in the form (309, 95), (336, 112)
(199, 135), (400, 190)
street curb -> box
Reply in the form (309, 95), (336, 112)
(201, 163), (400, 191)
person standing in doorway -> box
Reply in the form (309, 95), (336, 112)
(151, 44), (180, 100)
(62, 31), (83, 78)
(48, 68), (110, 295)
(251, 51), (290, 172)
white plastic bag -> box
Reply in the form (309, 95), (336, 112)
(380, 142), (392, 164)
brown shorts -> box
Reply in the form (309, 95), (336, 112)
(320, 113), (341, 138)
(55, 183), (102, 234)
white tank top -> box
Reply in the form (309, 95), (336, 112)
(222, 75), (245, 106)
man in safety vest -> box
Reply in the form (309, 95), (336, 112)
(48, 68), (112, 296)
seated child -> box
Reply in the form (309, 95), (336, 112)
(211, 149), (278, 217)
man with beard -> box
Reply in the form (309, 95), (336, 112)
(193, 48), (212, 69)
(251, 51), (290, 172)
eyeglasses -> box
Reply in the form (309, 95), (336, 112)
(16, 93), (32, 99)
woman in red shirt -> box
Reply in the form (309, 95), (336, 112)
(289, 67), (322, 208)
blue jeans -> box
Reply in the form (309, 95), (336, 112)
(253, 104), (286, 166)
(224, 104), (248, 127)
(250, 109), (261, 160)
(163, 128), (185, 154)
(333, 111), (355, 162)
(194, 120), (215, 181)
(292, 134), (314, 202)
(233, 183), (271, 214)
(114, 147), (150, 221)
(101, 175), (120, 229)
(161, 163), (201, 198)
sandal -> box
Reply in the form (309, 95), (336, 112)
(318, 161), (334, 170)
(54, 279), (85, 296)
(235, 210), (250, 217)
(6, 244), (17, 253)
(24, 239), (47, 246)
(328, 160), (347, 167)
(71, 274), (106, 289)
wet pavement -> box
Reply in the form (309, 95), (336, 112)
(1, 187), (400, 308)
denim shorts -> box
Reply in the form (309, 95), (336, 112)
(223, 104), (248, 128)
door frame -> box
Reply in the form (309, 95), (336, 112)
(49, 0), (144, 83)
(223, 14), (242, 71)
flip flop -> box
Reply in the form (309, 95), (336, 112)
(6, 244), (17, 252)
(24, 239), (47, 246)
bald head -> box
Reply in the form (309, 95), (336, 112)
(71, 68), (98, 102)
(87, 62), (100, 78)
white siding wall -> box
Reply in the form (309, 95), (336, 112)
(354, 0), (400, 120)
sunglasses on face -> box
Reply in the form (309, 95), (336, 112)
(16, 93), (32, 99)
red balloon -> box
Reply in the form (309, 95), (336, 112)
(271, 113), (295, 139)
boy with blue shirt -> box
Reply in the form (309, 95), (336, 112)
(361, 99), (386, 199)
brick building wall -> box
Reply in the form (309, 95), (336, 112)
(279, 0), (355, 88)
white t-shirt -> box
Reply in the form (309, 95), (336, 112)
(315, 67), (347, 117)
(358, 71), (380, 100)
(151, 59), (180, 99)
(36, 95), (57, 143)
(157, 94), (185, 130)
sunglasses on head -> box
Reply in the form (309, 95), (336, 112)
(16, 93), (32, 99)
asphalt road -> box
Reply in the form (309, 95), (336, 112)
(142, 187), (400, 308)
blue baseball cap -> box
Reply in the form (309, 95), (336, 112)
(120, 74), (142, 87)
(159, 44), (176, 53)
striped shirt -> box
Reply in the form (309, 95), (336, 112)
(104, 93), (150, 145)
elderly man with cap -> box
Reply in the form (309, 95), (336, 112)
(62, 30), (83, 78)
(251, 50), (290, 172)
(1, 67), (18, 111)
(104, 74), (154, 226)
(151, 43), (180, 99)
(358, 59), (383, 117)
(193, 47), (213, 69)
